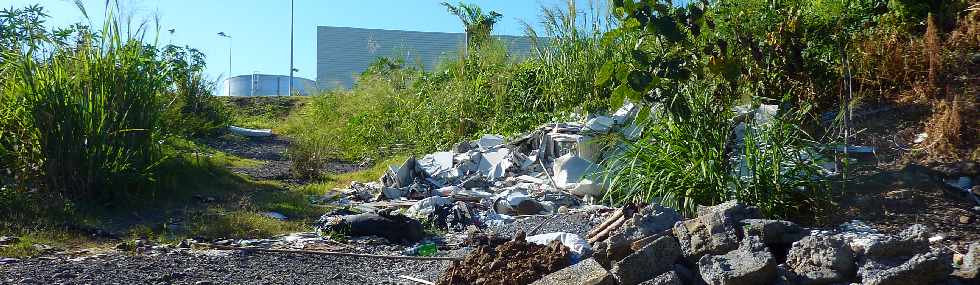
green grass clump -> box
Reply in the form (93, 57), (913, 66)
(599, 80), (829, 218)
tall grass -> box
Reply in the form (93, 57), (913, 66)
(599, 79), (828, 217)
(3, 15), (168, 199)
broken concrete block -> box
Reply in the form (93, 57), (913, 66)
(478, 147), (512, 181)
(585, 116), (615, 134)
(696, 201), (763, 222)
(530, 258), (614, 285)
(610, 235), (682, 285)
(698, 236), (777, 285)
(477, 134), (505, 150)
(674, 210), (740, 263)
(740, 219), (805, 245)
(553, 153), (601, 195)
(861, 250), (953, 285)
(638, 270), (682, 285)
(785, 235), (856, 285)
(418, 151), (456, 181)
(381, 157), (418, 188)
(611, 101), (638, 125)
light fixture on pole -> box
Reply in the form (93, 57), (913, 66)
(288, 0), (294, 96)
(218, 32), (232, 96)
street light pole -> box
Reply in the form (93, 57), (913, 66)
(289, 0), (294, 96)
(218, 32), (233, 96)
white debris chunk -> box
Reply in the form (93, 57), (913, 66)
(478, 147), (513, 181)
(584, 116), (615, 134)
(228, 126), (273, 137)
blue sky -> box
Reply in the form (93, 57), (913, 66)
(9, 0), (603, 93)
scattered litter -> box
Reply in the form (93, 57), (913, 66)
(228, 126), (273, 137)
(914, 133), (929, 144)
(262, 211), (287, 221)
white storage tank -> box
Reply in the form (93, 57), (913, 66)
(222, 74), (317, 96)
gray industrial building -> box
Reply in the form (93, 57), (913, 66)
(317, 26), (536, 89)
(222, 74), (317, 96)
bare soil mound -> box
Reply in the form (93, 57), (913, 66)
(438, 232), (571, 285)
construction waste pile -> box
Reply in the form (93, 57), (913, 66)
(307, 102), (977, 285)
(315, 102), (644, 240)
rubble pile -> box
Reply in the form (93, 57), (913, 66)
(315, 102), (643, 235)
(528, 200), (973, 285)
(437, 231), (572, 285)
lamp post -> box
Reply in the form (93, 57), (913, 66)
(288, 0), (294, 96)
(218, 32), (232, 96)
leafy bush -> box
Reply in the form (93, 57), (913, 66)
(159, 45), (229, 137)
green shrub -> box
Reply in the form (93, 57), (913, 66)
(159, 45), (229, 137)
(5, 29), (167, 199)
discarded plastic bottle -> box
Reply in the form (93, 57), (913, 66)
(403, 243), (438, 256)
(417, 243), (437, 256)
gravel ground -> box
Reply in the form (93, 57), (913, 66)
(1, 249), (460, 285)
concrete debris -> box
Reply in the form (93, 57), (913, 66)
(610, 235), (681, 285)
(530, 258), (614, 285)
(861, 250), (953, 285)
(674, 207), (741, 263)
(591, 203), (682, 265)
(785, 235), (855, 285)
(739, 219), (805, 246)
(228, 126), (272, 137)
(698, 236), (777, 285)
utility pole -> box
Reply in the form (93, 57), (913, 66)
(218, 32), (233, 96)
(288, 0), (294, 96)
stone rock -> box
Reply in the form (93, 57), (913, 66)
(740, 219), (805, 245)
(861, 250), (953, 285)
(952, 242), (980, 280)
(605, 203), (683, 261)
(785, 235), (856, 285)
(674, 210), (739, 262)
(698, 236), (777, 285)
(530, 258), (615, 285)
(0, 257), (20, 265)
(639, 270), (683, 285)
(610, 235), (682, 285)
(696, 200), (763, 222)
(862, 230), (930, 259)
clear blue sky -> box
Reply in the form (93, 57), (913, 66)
(10, 0), (604, 93)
